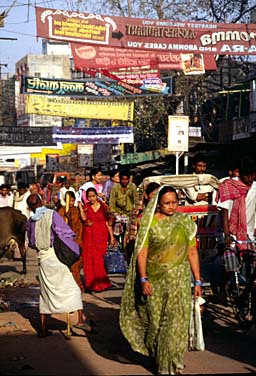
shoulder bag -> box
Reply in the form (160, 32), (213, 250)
(104, 244), (127, 274)
(53, 232), (81, 268)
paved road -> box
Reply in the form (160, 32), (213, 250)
(0, 249), (256, 375)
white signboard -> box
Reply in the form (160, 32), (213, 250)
(77, 144), (94, 167)
(189, 126), (202, 137)
(168, 115), (189, 152)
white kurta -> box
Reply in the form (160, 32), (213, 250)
(37, 247), (83, 314)
(35, 210), (83, 314)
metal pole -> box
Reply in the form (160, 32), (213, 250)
(175, 152), (179, 175)
(184, 154), (189, 174)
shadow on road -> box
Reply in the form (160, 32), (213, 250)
(203, 301), (256, 369)
(83, 299), (153, 372)
(0, 331), (97, 376)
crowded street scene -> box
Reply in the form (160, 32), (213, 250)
(0, 0), (256, 375)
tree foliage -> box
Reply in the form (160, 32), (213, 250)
(75, 0), (255, 22)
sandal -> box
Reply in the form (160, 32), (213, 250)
(73, 323), (92, 332)
(37, 330), (52, 338)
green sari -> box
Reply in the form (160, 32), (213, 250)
(119, 187), (197, 375)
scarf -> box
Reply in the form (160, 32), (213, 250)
(218, 179), (250, 249)
(31, 206), (51, 221)
(35, 210), (53, 252)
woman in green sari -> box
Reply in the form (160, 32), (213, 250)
(120, 185), (202, 375)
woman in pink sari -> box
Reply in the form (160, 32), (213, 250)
(79, 187), (115, 292)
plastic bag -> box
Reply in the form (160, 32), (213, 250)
(104, 245), (127, 274)
(188, 296), (205, 351)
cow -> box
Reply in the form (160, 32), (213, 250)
(0, 207), (27, 274)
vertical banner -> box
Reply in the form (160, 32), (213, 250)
(168, 115), (189, 152)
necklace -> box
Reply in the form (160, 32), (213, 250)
(92, 202), (100, 212)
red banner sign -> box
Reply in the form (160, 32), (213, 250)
(71, 43), (216, 71)
(36, 7), (256, 56)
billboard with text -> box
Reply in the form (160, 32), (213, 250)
(26, 95), (134, 121)
(36, 7), (256, 56)
(71, 43), (216, 71)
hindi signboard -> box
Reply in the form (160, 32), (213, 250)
(71, 43), (217, 71)
(36, 7), (256, 56)
(26, 95), (134, 121)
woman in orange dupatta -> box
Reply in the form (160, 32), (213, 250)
(58, 191), (84, 291)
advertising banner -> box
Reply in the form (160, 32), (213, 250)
(108, 66), (160, 85)
(0, 126), (54, 146)
(36, 7), (256, 56)
(168, 115), (189, 152)
(121, 149), (168, 165)
(53, 126), (134, 144)
(21, 75), (171, 97)
(71, 43), (216, 71)
(26, 95), (134, 121)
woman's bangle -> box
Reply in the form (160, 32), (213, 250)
(140, 277), (148, 283)
(194, 280), (202, 287)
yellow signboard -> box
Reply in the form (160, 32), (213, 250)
(31, 144), (76, 165)
(26, 95), (134, 121)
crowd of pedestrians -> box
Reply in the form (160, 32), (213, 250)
(0, 156), (255, 374)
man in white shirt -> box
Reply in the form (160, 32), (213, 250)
(0, 184), (13, 207)
(13, 182), (31, 219)
(59, 180), (76, 207)
(183, 155), (217, 205)
(13, 182), (30, 259)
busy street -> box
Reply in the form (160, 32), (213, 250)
(1, 1), (256, 375)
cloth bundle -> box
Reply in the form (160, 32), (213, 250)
(188, 296), (205, 351)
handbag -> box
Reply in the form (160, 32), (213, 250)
(223, 248), (239, 272)
(104, 244), (127, 274)
(188, 296), (205, 351)
(53, 234), (81, 268)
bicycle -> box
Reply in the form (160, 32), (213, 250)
(224, 239), (256, 329)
